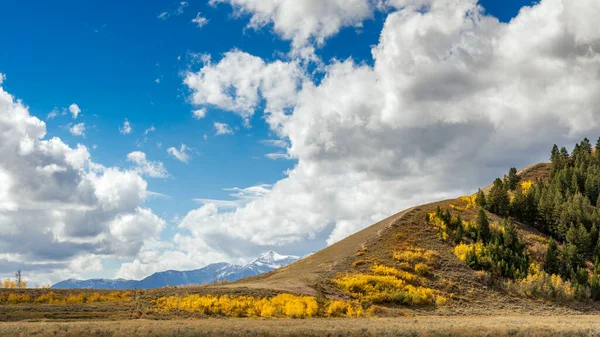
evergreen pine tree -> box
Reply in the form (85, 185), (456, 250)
(572, 143), (581, 158)
(488, 178), (510, 216)
(591, 274), (600, 300)
(507, 167), (520, 191)
(475, 188), (487, 208)
(477, 208), (491, 244)
(452, 215), (461, 231)
(566, 224), (592, 258)
(551, 144), (560, 163)
(561, 243), (585, 280)
(510, 188), (525, 220)
(595, 235), (600, 260)
(581, 138), (592, 154)
(502, 219), (519, 250)
(591, 223), (599, 249)
(560, 147), (570, 161)
(443, 209), (452, 225)
(585, 173), (600, 206)
(570, 173), (580, 194)
(543, 238), (560, 275)
(575, 266), (589, 285)
(455, 221), (464, 244)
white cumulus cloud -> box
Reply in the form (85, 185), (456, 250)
(214, 122), (233, 135)
(0, 79), (165, 285)
(167, 144), (191, 163)
(68, 123), (86, 137)
(192, 108), (207, 119)
(209, 0), (375, 55)
(120, 119), (132, 135)
(192, 12), (209, 28)
(68, 104), (81, 119)
(127, 151), (169, 179)
(184, 51), (303, 124)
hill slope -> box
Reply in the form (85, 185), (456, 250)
(228, 160), (600, 315)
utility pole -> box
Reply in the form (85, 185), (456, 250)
(15, 270), (22, 289)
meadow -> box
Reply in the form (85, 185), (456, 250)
(2, 316), (600, 337)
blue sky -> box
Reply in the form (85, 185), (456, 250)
(3, 0), (577, 284)
(0, 0), (532, 218)
(1, 0), (296, 221)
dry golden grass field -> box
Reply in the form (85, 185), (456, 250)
(2, 316), (600, 337)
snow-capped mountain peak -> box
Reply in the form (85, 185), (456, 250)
(257, 250), (294, 263)
(247, 250), (301, 271)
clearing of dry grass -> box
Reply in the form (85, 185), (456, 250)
(2, 316), (600, 337)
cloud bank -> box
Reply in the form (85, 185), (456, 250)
(0, 78), (165, 284)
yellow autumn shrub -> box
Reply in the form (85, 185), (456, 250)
(271, 294), (319, 318)
(414, 263), (429, 276)
(521, 180), (534, 193)
(454, 243), (471, 261)
(325, 300), (364, 317)
(66, 293), (85, 304)
(393, 247), (438, 267)
(2, 279), (16, 289)
(352, 260), (366, 268)
(459, 195), (477, 209)
(450, 196), (478, 212)
(396, 262), (412, 270)
(462, 220), (477, 233)
(449, 204), (466, 212)
(507, 265), (574, 300)
(153, 293), (323, 318)
(34, 291), (60, 304)
(371, 265), (420, 284)
(6, 293), (31, 304)
(428, 212), (449, 241)
(454, 242), (485, 262)
(334, 274), (437, 306)
(435, 295), (448, 306)
(0, 290), (133, 304)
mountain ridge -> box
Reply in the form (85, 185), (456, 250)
(52, 250), (304, 289)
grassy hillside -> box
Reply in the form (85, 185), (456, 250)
(232, 195), (584, 316)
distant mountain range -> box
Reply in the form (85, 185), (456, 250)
(52, 251), (304, 289)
